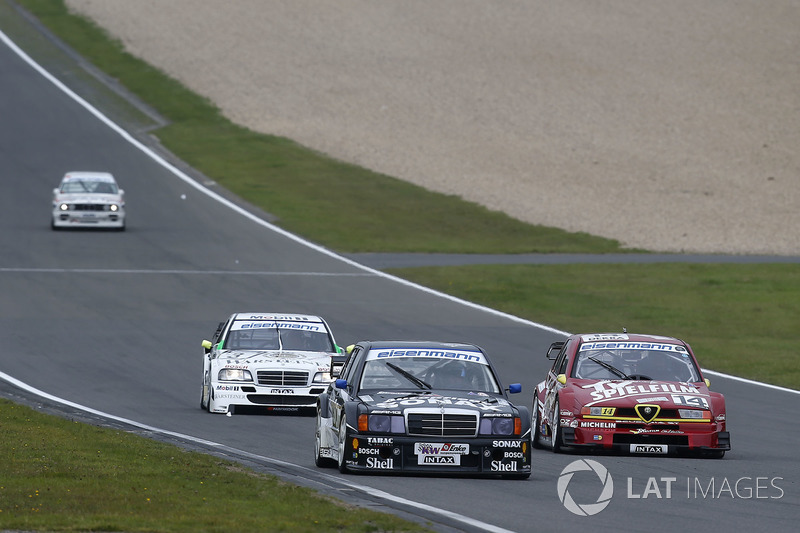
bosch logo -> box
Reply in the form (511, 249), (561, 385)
(557, 459), (614, 516)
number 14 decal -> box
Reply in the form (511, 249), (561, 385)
(671, 394), (709, 409)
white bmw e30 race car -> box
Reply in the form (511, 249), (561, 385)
(200, 313), (345, 414)
(51, 171), (126, 230)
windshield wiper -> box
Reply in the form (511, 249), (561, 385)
(588, 356), (630, 380)
(386, 362), (432, 390)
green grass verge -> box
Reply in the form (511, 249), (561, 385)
(0, 399), (430, 532)
(387, 263), (800, 389)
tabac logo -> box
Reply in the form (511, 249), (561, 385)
(634, 404), (660, 423)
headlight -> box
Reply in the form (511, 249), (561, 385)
(312, 371), (332, 384)
(59, 203), (69, 211)
(359, 414), (405, 433)
(109, 204), (119, 212)
(479, 417), (521, 436)
(217, 368), (253, 382)
(678, 409), (704, 419)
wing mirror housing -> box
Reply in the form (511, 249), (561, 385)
(330, 354), (346, 377)
(507, 383), (522, 394)
(546, 341), (565, 360)
(335, 379), (348, 389)
(201, 339), (212, 353)
(557, 374), (567, 385)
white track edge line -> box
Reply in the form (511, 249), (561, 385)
(0, 370), (514, 533)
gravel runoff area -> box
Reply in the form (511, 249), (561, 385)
(65, 0), (799, 256)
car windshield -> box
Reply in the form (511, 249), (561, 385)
(572, 347), (701, 382)
(61, 180), (118, 194)
(223, 327), (332, 352)
(359, 357), (500, 393)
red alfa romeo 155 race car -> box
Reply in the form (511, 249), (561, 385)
(532, 332), (730, 457)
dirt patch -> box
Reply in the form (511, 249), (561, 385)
(66, 0), (800, 255)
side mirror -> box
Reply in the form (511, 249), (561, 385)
(330, 354), (346, 378)
(201, 339), (212, 353)
(705, 378), (711, 388)
(546, 341), (565, 360)
(52, 188), (59, 195)
(507, 383), (522, 394)
(118, 189), (125, 196)
(346, 344), (355, 354)
(557, 374), (567, 385)
(335, 379), (348, 389)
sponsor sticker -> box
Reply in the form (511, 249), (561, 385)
(420, 455), (460, 465)
(366, 437), (393, 446)
(580, 421), (616, 429)
(366, 457), (394, 469)
(671, 394), (710, 409)
(492, 440), (522, 448)
(490, 460), (519, 472)
(414, 443), (469, 455)
(637, 396), (669, 403)
(630, 444), (668, 454)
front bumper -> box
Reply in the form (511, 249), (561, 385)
(52, 208), (125, 228)
(341, 435), (532, 476)
(210, 383), (327, 413)
(562, 423), (730, 454)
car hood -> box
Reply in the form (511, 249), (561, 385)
(213, 349), (332, 370)
(569, 379), (712, 409)
(357, 390), (516, 414)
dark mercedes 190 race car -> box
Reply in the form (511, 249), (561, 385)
(532, 332), (730, 457)
(315, 341), (532, 478)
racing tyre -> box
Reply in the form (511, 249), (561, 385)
(200, 374), (211, 411)
(532, 400), (543, 449)
(337, 417), (351, 474)
(315, 411), (336, 468)
(552, 397), (564, 453)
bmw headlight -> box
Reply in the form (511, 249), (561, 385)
(359, 414), (405, 433)
(479, 417), (521, 436)
(59, 203), (69, 211)
(217, 368), (253, 382)
(312, 371), (332, 384)
(109, 204), (119, 212)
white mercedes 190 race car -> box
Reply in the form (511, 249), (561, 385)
(200, 313), (345, 414)
(51, 171), (126, 230)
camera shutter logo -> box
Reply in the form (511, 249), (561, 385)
(557, 459), (614, 516)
